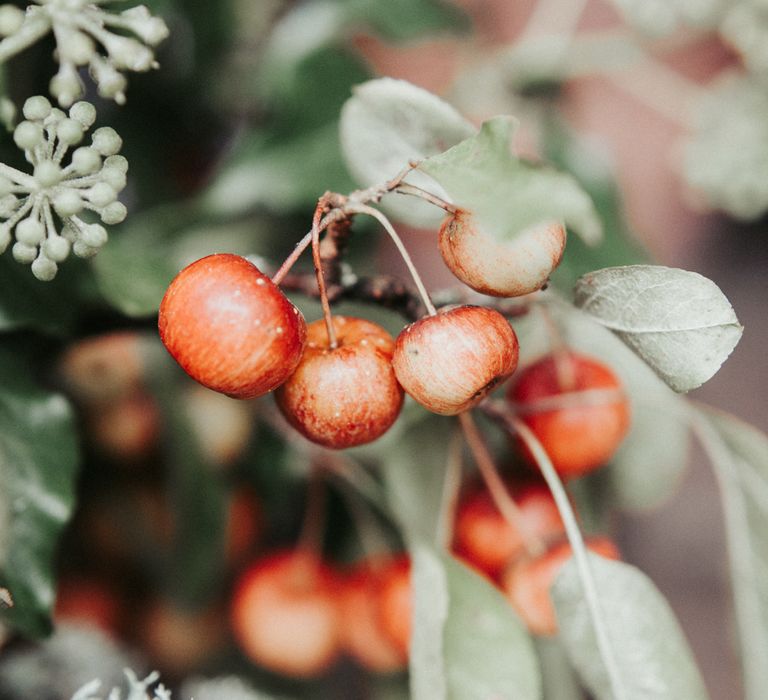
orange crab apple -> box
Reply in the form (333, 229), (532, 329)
(158, 254), (306, 399)
(392, 305), (519, 415)
(502, 536), (620, 636)
(439, 209), (566, 297)
(508, 352), (630, 478)
(231, 550), (341, 678)
(275, 316), (403, 449)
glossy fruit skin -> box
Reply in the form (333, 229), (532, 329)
(502, 537), (620, 636)
(439, 209), (566, 297)
(339, 559), (408, 673)
(392, 305), (519, 415)
(376, 556), (412, 657)
(158, 254), (307, 399)
(231, 550), (341, 678)
(508, 352), (630, 478)
(453, 483), (565, 579)
(275, 316), (403, 449)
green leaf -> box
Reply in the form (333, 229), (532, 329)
(442, 555), (540, 700)
(0, 341), (79, 637)
(346, 0), (469, 41)
(419, 116), (602, 244)
(552, 554), (709, 700)
(535, 638), (586, 700)
(514, 299), (689, 511)
(339, 78), (475, 227)
(573, 265), (743, 392)
(693, 407), (768, 700)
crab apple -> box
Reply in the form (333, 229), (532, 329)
(502, 537), (620, 636)
(508, 352), (630, 478)
(375, 556), (412, 657)
(274, 316), (404, 449)
(453, 483), (565, 578)
(158, 254), (306, 399)
(86, 390), (160, 460)
(439, 209), (566, 297)
(339, 559), (408, 673)
(54, 577), (122, 636)
(392, 305), (519, 415)
(231, 550), (341, 678)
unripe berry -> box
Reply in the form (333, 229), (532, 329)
(501, 537), (620, 636)
(231, 550), (341, 678)
(439, 209), (566, 297)
(275, 316), (403, 449)
(508, 352), (630, 478)
(392, 305), (519, 415)
(158, 254), (307, 399)
(453, 483), (564, 578)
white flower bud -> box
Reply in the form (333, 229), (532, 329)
(102, 34), (155, 71)
(16, 217), (45, 245)
(92, 127), (122, 156)
(12, 241), (38, 264)
(100, 201), (127, 224)
(87, 182), (118, 207)
(31, 255), (58, 281)
(57, 117), (84, 146)
(42, 235), (71, 262)
(71, 146), (102, 174)
(14, 121), (44, 150)
(69, 101), (96, 128)
(53, 189), (84, 217)
(58, 29), (95, 65)
(121, 7), (170, 45)
(73, 240), (98, 258)
(23, 96), (52, 121)
(0, 194), (18, 217)
(81, 223), (108, 247)
(104, 155), (129, 173)
(100, 166), (127, 191)
(0, 5), (24, 37)
(34, 160), (63, 187)
(50, 65), (83, 109)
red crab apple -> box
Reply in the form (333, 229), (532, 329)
(453, 483), (565, 579)
(376, 556), (412, 657)
(439, 209), (566, 297)
(231, 550), (341, 677)
(392, 305), (519, 415)
(158, 254), (306, 399)
(502, 536), (620, 636)
(339, 559), (408, 673)
(275, 316), (404, 449)
(508, 352), (630, 478)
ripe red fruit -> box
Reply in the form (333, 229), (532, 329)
(453, 483), (565, 578)
(375, 556), (412, 657)
(158, 254), (307, 399)
(274, 316), (403, 449)
(501, 537), (620, 636)
(439, 209), (566, 297)
(54, 577), (122, 636)
(339, 559), (408, 673)
(392, 305), (519, 415)
(508, 352), (630, 478)
(231, 550), (341, 677)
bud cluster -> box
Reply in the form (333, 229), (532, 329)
(0, 96), (127, 280)
(0, 1), (169, 106)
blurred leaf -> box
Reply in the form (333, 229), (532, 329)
(0, 340), (79, 637)
(442, 555), (540, 700)
(573, 265), (743, 392)
(535, 637), (586, 700)
(514, 299), (689, 511)
(552, 554), (709, 700)
(346, 0), (469, 41)
(410, 544), (448, 700)
(420, 116), (602, 245)
(693, 407), (768, 700)
(340, 77), (475, 227)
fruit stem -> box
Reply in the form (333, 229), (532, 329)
(334, 470), (393, 561)
(538, 304), (577, 392)
(297, 462), (327, 560)
(502, 408), (627, 700)
(436, 427), (464, 550)
(393, 182), (457, 213)
(457, 411), (546, 558)
(272, 230), (312, 286)
(311, 202), (339, 349)
(345, 203), (437, 317)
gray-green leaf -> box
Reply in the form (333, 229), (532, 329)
(418, 116), (602, 244)
(573, 265), (743, 392)
(339, 78), (475, 227)
(693, 407), (768, 700)
(552, 554), (709, 700)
